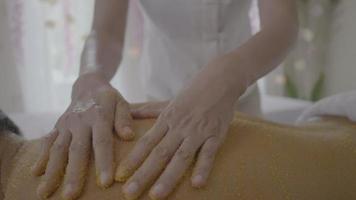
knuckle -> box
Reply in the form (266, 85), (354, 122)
(153, 145), (170, 161)
(160, 109), (175, 120)
(196, 118), (210, 133)
(43, 135), (53, 144)
(196, 165), (209, 175)
(202, 148), (216, 160)
(101, 88), (118, 98)
(210, 118), (222, 132)
(51, 142), (66, 154)
(195, 116), (221, 135)
(176, 148), (193, 162)
(95, 107), (110, 120)
(160, 111), (170, 119)
(157, 114), (174, 128)
(138, 136), (153, 147)
(94, 136), (111, 147)
(69, 112), (85, 124)
(64, 179), (78, 188)
(69, 143), (87, 154)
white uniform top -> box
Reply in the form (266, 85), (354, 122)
(117, 0), (258, 105)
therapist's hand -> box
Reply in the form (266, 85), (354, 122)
(31, 72), (134, 200)
(130, 101), (170, 119)
(116, 85), (235, 199)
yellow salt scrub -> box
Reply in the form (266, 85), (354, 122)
(2, 113), (356, 200)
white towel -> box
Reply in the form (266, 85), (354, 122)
(297, 91), (356, 123)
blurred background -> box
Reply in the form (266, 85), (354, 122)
(0, 0), (355, 137)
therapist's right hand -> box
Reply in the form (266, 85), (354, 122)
(31, 72), (134, 200)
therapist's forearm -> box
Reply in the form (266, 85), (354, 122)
(72, 31), (125, 101)
(79, 0), (129, 81)
(79, 30), (124, 81)
(190, 18), (298, 105)
(225, 25), (298, 97)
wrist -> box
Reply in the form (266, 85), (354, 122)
(179, 75), (238, 112)
(72, 71), (110, 100)
(186, 62), (246, 107)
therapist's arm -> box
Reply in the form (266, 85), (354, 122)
(116, 0), (298, 200)
(184, 0), (299, 102)
(211, 0), (299, 97)
(80, 0), (128, 80)
(72, 0), (130, 101)
(32, 1), (133, 200)
(172, 0), (299, 103)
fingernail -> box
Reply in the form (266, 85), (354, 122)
(192, 175), (204, 188)
(121, 127), (134, 140)
(149, 184), (165, 199)
(115, 165), (129, 182)
(123, 182), (139, 198)
(100, 171), (112, 188)
(62, 184), (74, 199)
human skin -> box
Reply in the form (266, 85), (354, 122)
(32, 0), (133, 199)
(118, 0), (299, 199)
(2, 113), (356, 200)
(35, 0), (299, 199)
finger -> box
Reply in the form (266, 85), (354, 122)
(129, 103), (146, 111)
(191, 136), (222, 188)
(122, 133), (182, 200)
(131, 107), (162, 119)
(115, 99), (135, 140)
(130, 102), (168, 119)
(115, 120), (168, 182)
(62, 127), (91, 200)
(149, 137), (200, 199)
(37, 130), (72, 199)
(93, 119), (115, 188)
(31, 129), (58, 176)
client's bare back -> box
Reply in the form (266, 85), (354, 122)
(4, 114), (356, 200)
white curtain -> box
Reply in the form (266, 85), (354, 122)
(1, 0), (94, 113)
(0, 0), (147, 113)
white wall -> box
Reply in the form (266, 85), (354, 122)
(325, 0), (356, 96)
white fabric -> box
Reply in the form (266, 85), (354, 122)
(297, 91), (356, 123)
(262, 96), (312, 124)
(119, 0), (256, 102)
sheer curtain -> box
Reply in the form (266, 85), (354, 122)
(1, 0), (145, 113)
(1, 0), (94, 113)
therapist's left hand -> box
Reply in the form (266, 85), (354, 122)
(116, 86), (235, 200)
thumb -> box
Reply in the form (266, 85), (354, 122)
(130, 101), (169, 119)
(114, 99), (135, 140)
